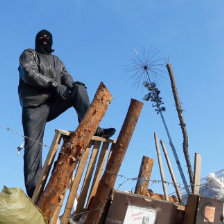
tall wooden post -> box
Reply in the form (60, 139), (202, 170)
(135, 156), (154, 196)
(84, 99), (143, 224)
(37, 83), (112, 222)
(160, 140), (182, 203)
(193, 153), (201, 195)
(154, 133), (169, 201)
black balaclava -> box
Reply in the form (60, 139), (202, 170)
(35, 29), (54, 54)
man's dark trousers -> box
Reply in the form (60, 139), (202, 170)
(22, 84), (89, 197)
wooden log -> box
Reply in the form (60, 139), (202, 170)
(84, 99), (143, 224)
(61, 142), (92, 224)
(134, 156), (154, 196)
(166, 64), (194, 191)
(49, 186), (68, 224)
(160, 140), (182, 203)
(154, 133), (169, 201)
(37, 82), (112, 221)
(73, 141), (101, 221)
(32, 129), (62, 204)
(193, 153), (201, 195)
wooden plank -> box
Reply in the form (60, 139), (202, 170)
(58, 129), (116, 144)
(183, 194), (199, 224)
(86, 142), (110, 208)
(32, 130), (62, 204)
(154, 133), (169, 201)
(105, 190), (185, 224)
(74, 141), (101, 221)
(92, 136), (116, 144)
(193, 153), (201, 195)
(61, 142), (92, 224)
(160, 140), (182, 203)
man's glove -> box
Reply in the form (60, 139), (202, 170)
(55, 85), (71, 100)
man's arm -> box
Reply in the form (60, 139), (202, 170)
(59, 59), (74, 88)
(19, 49), (57, 89)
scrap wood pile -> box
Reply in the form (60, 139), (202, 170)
(0, 64), (209, 224)
(30, 82), (144, 224)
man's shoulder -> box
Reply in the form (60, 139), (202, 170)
(52, 54), (63, 64)
(20, 48), (37, 58)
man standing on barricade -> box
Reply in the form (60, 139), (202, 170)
(18, 29), (116, 197)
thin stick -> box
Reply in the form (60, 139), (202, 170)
(154, 133), (169, 201)
(160, 140), (182, 203)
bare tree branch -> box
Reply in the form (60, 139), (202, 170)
(166, 64), (194, 191)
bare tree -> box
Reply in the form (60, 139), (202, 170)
(166, 64), (193, 191)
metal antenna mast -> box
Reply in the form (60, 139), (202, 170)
(143, 68), (190, 194)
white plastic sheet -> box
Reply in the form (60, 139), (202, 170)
(200, 173), (224, 200)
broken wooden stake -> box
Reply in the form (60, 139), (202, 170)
(135, 156), (154, 196)
(193, 153), (201, 195)
(154, 133), (169, 201)
(160, 140), (182, 203)
(37, 82), (112, 221)
(84, 99), (143, 224)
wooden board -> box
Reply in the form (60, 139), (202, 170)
(74, 141), (101, 219)
(61, 142), (92, 224)
(86, 142), (110, 208)
(32, 130), (62, 204)
(105, 190), (185, 224)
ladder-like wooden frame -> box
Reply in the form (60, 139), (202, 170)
(32, 129), (116, 224)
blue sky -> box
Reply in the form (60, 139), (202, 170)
(1, 0), (224, 198)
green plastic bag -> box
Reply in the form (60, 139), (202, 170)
(0, 186), (47, 224)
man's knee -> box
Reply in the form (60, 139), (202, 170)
(72, 82), (87, 94)
(70, 83), (89, 103)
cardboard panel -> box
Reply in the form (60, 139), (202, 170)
(105, 190), (184, 224)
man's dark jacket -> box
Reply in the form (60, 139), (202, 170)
(18, 49), (74, 107)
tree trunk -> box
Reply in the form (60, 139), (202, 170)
(135, 156), (154, 196)
(84, 99), (143, 224)
(37, 82), (112, 222)
(166, 64), (193, 191)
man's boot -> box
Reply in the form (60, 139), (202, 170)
(95, 127), (116, 139)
